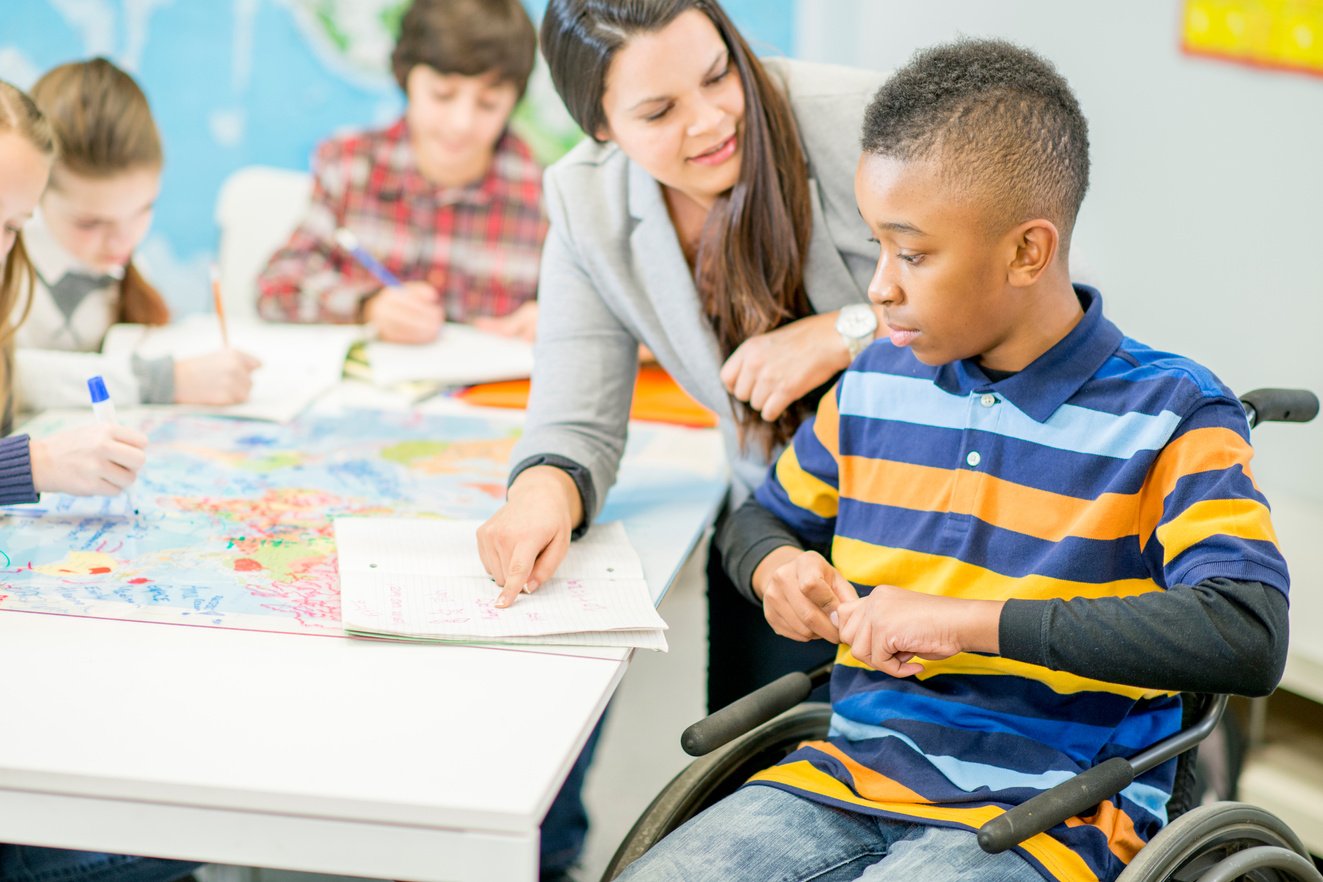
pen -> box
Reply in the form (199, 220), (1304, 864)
(209, 264), (230, 349)
(87, 375), (137, 516)
(334, 227), (403, 288)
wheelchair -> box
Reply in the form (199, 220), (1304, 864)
(605, 388), (1322, 882)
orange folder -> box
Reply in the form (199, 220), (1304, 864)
(457, 364), (718, 428)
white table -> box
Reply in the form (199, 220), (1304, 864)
(0, 396), (727, 882)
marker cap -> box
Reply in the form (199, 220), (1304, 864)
(88, 375), (110, 404)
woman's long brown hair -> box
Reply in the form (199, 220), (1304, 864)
(541, 0), (813, 457)
(0, 80), (58, 420)
(30, 57), (170, 326)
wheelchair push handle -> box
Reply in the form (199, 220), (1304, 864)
(1240, 388), (1319, 427)
(977, 757), (1135, 855)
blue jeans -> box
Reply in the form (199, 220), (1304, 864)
(0, 847), (198, 882)
(616, 785), (1044, 882)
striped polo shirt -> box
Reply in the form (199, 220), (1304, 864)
(748, 286), (1288, 882)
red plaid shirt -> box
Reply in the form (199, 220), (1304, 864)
(257, 118), (547, 324)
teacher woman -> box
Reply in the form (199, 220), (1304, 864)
(478, 0), (885, 711)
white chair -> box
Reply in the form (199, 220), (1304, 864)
(214, 165), (313, 322)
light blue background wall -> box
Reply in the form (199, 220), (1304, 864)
(0, 0), (794, 313)
(796, 0), (1323, 507)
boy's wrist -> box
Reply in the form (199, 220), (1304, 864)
(750, 545), (803, 601)
(956, 598), (1005, 654)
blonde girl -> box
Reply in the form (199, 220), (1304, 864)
(16, 57), (258, 410)
(0, 78), (150, 503)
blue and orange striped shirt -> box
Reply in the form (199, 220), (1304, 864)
(748, 286), (1288, 882)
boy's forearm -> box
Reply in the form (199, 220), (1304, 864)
(954, 597), (1004, 655)
(713, 496), (806, 604)
(998, 578), (1288, 696)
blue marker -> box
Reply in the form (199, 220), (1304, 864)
(334, 227), (402, 288)
(87, 375), (137, 516)
(88, 375), (117, 422)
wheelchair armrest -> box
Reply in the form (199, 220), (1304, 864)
(978, 757), (1135, 854)
(978, 694), (1229, 854)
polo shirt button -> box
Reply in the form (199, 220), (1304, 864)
(966, 451), (982, 467)
(980, 394), (997, 407)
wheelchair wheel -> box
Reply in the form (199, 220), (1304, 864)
(1117, 801), (1322, 881)
(601, 702), (832, 881)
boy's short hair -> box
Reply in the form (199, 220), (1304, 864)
(862, 38), (1090, 246)
(390, 0), (537, 98)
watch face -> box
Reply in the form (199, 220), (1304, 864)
(837, 305), (877, 338)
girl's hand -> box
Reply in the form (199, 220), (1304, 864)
(475, 466), (584, 608)
(30, 423), (149, 496)
(719, 313), (851, 422)
(472, 301), (538, 343)
(363, 282), (445, 344)
(755, 549), (859, 642)
(174, 349), (262, 405)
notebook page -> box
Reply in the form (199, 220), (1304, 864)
(367, 323), (535, 386)
(104, 317), (360, 421)
(334, 518), (643, 580)
(335, 518), (664, 639)
(343, 626), (668, 651)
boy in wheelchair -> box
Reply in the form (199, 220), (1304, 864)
(618, 39), (1290, 882)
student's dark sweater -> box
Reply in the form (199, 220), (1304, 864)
(0, 393), (39, 506)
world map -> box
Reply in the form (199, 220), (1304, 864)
(0, 409), (717, 637)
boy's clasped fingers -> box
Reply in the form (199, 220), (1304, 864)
(762, 551), (855, 643)
(836, 595), (926, 679)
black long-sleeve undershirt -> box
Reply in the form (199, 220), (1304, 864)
(715, 496), (1289, 698)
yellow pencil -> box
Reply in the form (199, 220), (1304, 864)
(210, 264), (230, 349)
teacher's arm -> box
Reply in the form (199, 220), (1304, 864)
(478, 169), (641, 606)
(719, 307), (881, 422)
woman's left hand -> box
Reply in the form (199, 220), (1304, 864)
(719, 312), (848, 421)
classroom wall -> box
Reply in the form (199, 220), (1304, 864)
(0, 0), (794, 314)
(795, 0), (1323, 512)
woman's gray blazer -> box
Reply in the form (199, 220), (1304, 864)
(511, 58), (886, 518)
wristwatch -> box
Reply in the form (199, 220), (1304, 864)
(835, 303), (878, 360)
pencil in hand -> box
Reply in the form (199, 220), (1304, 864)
(209, 264), (230, 349)
(334, 227), (403, 288)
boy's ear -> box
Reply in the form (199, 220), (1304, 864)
(1006, 219), (1059, 288)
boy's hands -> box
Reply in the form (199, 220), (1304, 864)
(835, 585), (1005, 678)
(364, 282), (445, 343)
(755, 549), (859, 643)
(720, 312), (853, 422)
(175, 349), (262, 405)
(472, 301), (538, 343)
(476, 465), (584, 609)
(30, 423), (149, 496)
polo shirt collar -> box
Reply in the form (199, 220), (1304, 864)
(933, 285), (1122, 423)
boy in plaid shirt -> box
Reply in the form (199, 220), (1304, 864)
(257, 0), (547, 344)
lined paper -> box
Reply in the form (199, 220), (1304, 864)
(103, 317), (360, 422)
(367, 323), (534, 387)
(335, 518), (667, 649)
